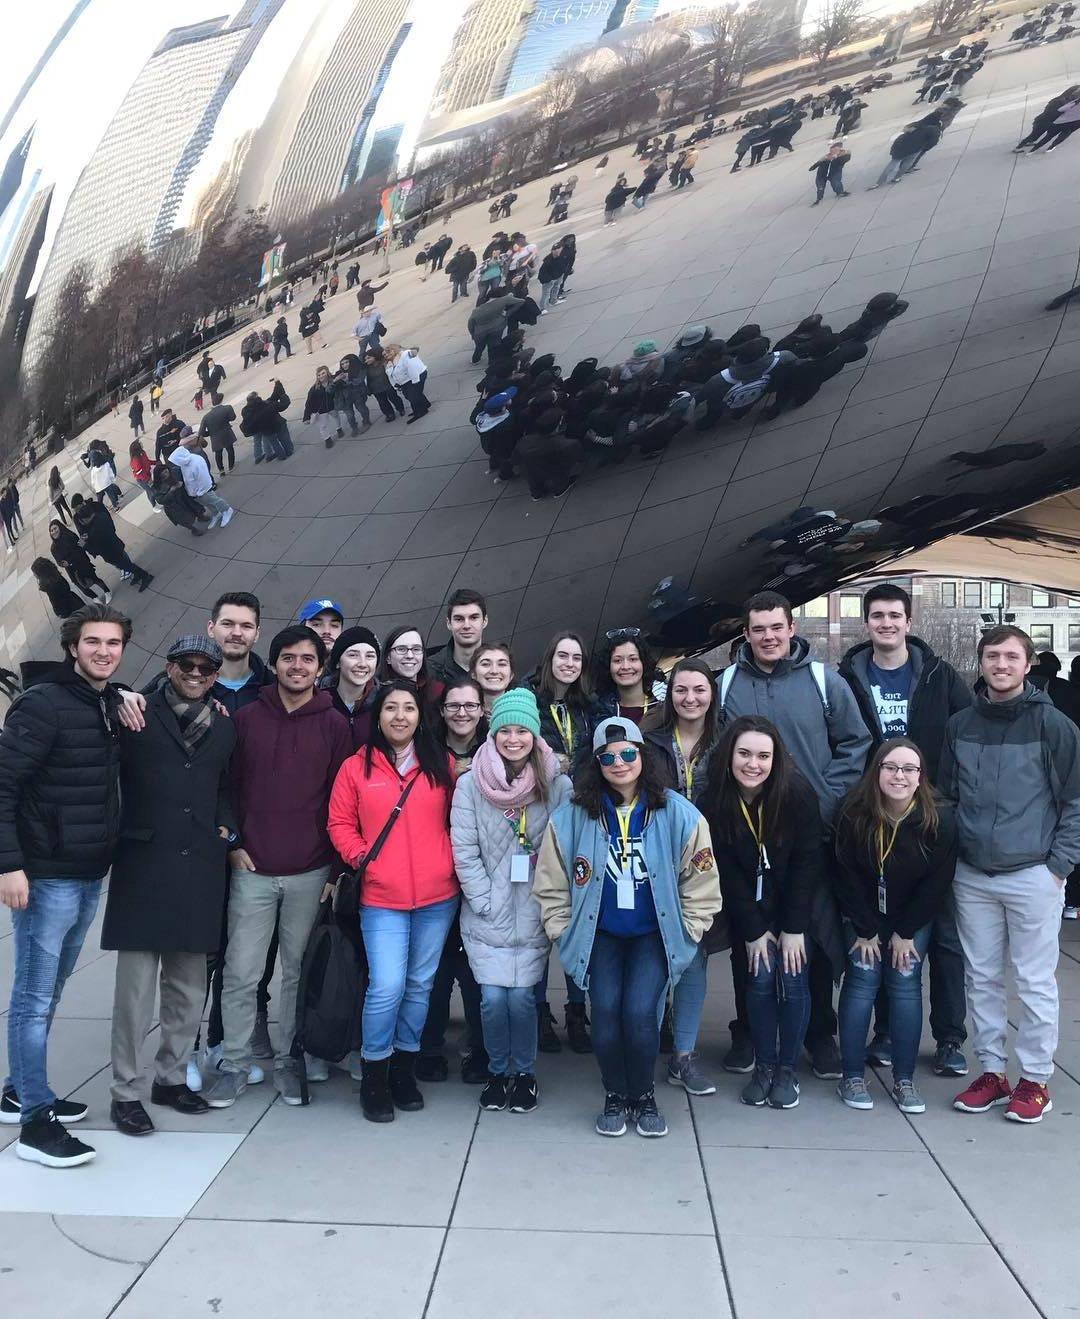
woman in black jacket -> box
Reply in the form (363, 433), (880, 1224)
(31, 557), (88, 619)
(834, 738), (957, 1115)
(699, 715), (825, 1110)
(48, 520), (110, 601)
(528, 632), (598, 775)
(364, 348), (405, 421)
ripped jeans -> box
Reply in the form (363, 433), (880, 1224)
(838, 921), (931, 1081)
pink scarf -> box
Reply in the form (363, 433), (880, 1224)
(471, 735), (559, 808)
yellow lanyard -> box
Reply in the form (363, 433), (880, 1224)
(549, 703), (575, 756)
(617, 694), (652, 720)
(673, 728), (696, 798)
(615, 798), (639, 861)
(876, 807), (913, 877)
(517, 806), (528, 849)
(739, 798), (764, 859)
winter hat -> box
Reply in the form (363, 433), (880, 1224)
(330, 626), (381, 671)
(484, 388), (517, 413)
(634, 340), (658, 357)
(677, 325), (708, 347)
(489, 687), (541, 737)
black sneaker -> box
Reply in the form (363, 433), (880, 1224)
(932, 1041), (969, 1077)
(16, 1110), (96, 1167)
(632, 1090), (668, 1137)
(722, 1034), (755, 1074)
(480, 1075), (509, 1111)
(415, 1053), (449, 1083)
(508, 1073), (538, 1113)
(461, 1050), (491, 1085)
(809, 1037), (843, 1080)
(537, 1005), (562, 1054)
(1, 1086), (87, 1125)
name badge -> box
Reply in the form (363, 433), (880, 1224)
(755, 861), (765, 905)
(877, 873), (887, 916)
(616, 873), (635, 910)
(510, 853), (532, 884)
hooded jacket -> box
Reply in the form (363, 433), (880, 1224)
(168, 446), (214, 498)
(838, 637), (973, 783)
(468, 294), (524, 340)
(718, 637), (871, 828)
(938, 683), (1080, 878)
(0, 663), (123, 879)
(231, 685), (352, 875)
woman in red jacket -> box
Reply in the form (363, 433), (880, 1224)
(328, 679), (458, 1123)
(129, 440), (157, 508)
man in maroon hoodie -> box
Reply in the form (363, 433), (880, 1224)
(203, 625), (351, 1108)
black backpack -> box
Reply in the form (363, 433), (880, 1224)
(289, 898), (366, 1103)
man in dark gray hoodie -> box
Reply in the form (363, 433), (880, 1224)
(718, 590), (871, 1079)
(941, 625), (1080, 1123)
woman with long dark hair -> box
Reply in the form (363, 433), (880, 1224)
(31, 557), (86, 619)
(380, 624), (445, 708)
(535, 718), (721, 1138)
(327, 680), (457, 1123)
(643, 658), (725, 1098)
(47, 467), (72, 524)
(698, 715), (828, 1110)
(48, 519), (110, 602)
(834, 738), (957, 1115)
(592, 628), (667, 725)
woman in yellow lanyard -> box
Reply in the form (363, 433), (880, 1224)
(594, 629), (666, 727)
(833, 739), (957, 1117)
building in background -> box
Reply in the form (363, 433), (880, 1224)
(339, 24), (413, 191)
(0, 0), (92, 144)
(358, 123), (406, 187)
(21, 18), (249, 371)
(188, 132), (256, 240)
(0, 127), (34, 225)
(268, 0), (411, 227)
(503, 0), (659, 97)
(0, 184), (52, 351)
(431, 0), (538, 115)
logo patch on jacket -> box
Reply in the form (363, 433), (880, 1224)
(691, 847), (715, 873)
(573, 856), (592, 886)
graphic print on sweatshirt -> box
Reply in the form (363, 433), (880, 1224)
(867, 657), (913, 740)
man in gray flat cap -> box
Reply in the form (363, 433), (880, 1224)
(102, 634), (237, 1137)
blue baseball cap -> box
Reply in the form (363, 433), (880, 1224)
(298, 598), (345, 623)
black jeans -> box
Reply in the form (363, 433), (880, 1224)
(215, 441), (235, 473)
(589, 928), (667, 1100)
(373, 388), (404, 420)
(273, 342), (291, 363)
(451, 277), (469, 302)
(420, 915), (483, 1056)
(872, 901), (967, 1045)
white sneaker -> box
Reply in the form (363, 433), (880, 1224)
(1064, 906), (1079, 920)
(220, 507), (234, 527)
(206, 513), (222, 529)
(247, 1063), (265, 1085)
(186, 1055), (203, 1093)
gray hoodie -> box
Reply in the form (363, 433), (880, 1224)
(718, 635), (871, 829)
(938, 683), (1080, 878)
(468, 293), (524, 340)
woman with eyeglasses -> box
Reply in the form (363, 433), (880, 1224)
(328, 680), (457, 1123)
(418, 678), (491, 1085)
(593, 628), (667, 726)
(470, 642), (515, 715)
(380, 624), (445, 709)
(643, 658), (726, 1098)
(834, 739), (957, 1115)
(697, 716), (831, 1110)
(451, 689), (572, 1114)
(527, 632), (601, 1053)
(535, 718), (721, 1137)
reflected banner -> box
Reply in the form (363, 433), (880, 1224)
(375, 177), (413, 235)
(257, 241), (287, 287)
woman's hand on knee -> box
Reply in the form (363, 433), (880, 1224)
(746, 933), (775, 976)
(888, 933), (919, 973)
(849, 935), (880, 968)
(779, 931), (805, 976)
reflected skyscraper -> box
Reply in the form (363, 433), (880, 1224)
(503, 0), (658, 97)
(0, 0), (92, 144)
(0, 184), (52, 350)
(431, 0), (537, 115)
(0, 127), (34, 224)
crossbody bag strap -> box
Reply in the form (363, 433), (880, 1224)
(357, 774), (418, 876)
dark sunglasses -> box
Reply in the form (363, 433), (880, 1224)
(597, 748), (639, 766)
(605, 627), (642, 642)
(174, 658), (219, 677)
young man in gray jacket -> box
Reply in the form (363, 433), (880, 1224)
(718, 591), (872, 1079)
(940, 625), (1080, 1123)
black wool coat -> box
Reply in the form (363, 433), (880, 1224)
(102, 689), (237, 952)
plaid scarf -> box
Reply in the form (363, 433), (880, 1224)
(163, 682), (214, 754)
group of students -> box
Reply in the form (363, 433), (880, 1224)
(4, 574), (1078, 1171)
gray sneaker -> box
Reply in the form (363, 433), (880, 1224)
(203, 1065), (248, 1109)
(666, 1052), (717, 1096)
(891, 1078), (926, 1114)
(274, 1061), (304, 1106)
(767, 1066), (800, 1109)
(250, 1012), (273, 1060)
(632, 1091), (669, 1137)
(595, 1092), (628, 1137)
(838, 1076), (874, 1110)
(740, 1063), (774, 1107)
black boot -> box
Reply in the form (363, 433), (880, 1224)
(564, 1002), (593, 1054)
(360, 1057), (394, 1123)
(537, 1004), (562, 1054)
(389, 1050), (424, 1111)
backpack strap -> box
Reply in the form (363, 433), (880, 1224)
(810, 660), (830, 716)
(718, 664), (737, 710)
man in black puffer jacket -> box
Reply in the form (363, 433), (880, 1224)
(0, 604), (132, 1168)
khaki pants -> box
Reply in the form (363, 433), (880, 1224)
(110, 950), (206, 1101)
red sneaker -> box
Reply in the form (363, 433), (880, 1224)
(953, 1072), (1012, 1113)
(1004, 1079), (1052, 1124)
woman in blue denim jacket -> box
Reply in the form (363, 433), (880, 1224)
(534, 717), (721, 1140)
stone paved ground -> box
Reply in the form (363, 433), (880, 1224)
(3, 35), (1080, 1318)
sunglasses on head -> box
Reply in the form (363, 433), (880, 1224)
(605, 627), (642, 642)
(174, 658), (219, 677)
(597, 748), (639, 766)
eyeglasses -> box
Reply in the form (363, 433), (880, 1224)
(605, 627), (641, 642)
(391, 644), (424, 655)
(174, 658), (219, 677)
(881, 763), (921, 777)
(597, 748), (639, 766)
(443, 701), (481, 714)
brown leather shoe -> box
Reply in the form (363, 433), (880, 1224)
(110, 1099), (154, 1136)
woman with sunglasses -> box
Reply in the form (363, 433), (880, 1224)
(452, 689), (572, 1114)
(593, 628), (667, 726)
(327, 680), (457, 1123)
(470, 642), (515, 715)
(380, 624), (445, 709)
(535, 718), (721, 1137)
(834, 739), (957, 1114)
(643, 658), (726, 1098)
(698, 715), (830, 1110)
(418, 678), (491, 1085)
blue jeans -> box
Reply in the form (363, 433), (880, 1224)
(6, 877), (103, 1122)
(744, 940), (811, 1070)
(839, 922), (931, 1081)
(672, 943), (708, 1053)
(588, 929), (668, 1100)
(360, 897), (459, 1060)
(480, 984), (538, 1074)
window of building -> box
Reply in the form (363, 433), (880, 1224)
(940, 582), (957, 608)
(987, 582), (1005, 608)
(1069, 599), (1080, 609)
(1069, 624), (1080, 652)
(800, 597), (828, 618)
(1030, 624), (1054, 651)
(962, 582), (982, 609)
(839, 594), (862, 619)
(1031, 589), (1051, 608)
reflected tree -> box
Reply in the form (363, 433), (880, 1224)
(807, 0), (866, 66)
